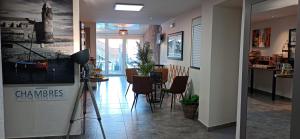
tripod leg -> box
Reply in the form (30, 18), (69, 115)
(66, 83), (84, 139)
(83, 84), (87, 135)
(87, 81), (106, 139)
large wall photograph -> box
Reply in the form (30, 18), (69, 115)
(0, 0), (74, 84)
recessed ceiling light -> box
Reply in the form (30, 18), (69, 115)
(114, 3), (144, 11)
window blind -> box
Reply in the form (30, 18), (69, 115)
(191, 17), (202, 69)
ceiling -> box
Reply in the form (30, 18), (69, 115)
(217, 0), (243, 8)
(251, 0), (298, 24)
(252, 5), (298, 23)
(252, 0), (297, 14)
(80, 0), (203, 24)
(96, 23), (149, 35)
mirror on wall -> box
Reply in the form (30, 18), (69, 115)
(246, 0), (298, 138)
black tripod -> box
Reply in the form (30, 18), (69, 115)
(66, 65), (106, 139)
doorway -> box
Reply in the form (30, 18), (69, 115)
(96, 37), (141, 75)
(238, 0), (300, 138)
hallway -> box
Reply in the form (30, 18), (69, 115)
(77, 77), (236, 139)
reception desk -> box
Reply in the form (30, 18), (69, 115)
(249, 67), (293, 101)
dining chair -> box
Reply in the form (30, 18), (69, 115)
(125, 68), (138, 96)
(160, 76), (189, 111)
(157, 68), (168, 88)
(131, 76), (154, 112)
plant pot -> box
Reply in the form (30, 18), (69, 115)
(181, 103), (198, 119)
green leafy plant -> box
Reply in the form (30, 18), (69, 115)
(133, 42), (154, 76)
(180, 95), (199, 105)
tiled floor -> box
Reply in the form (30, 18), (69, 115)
(17, 77), (293, 139)
(76, 76), (236, 139)
(246, 92), (292, 139)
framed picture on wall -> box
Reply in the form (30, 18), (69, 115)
(289, 29), (296, 46)
(252, 27), (271, 48)
(288, 29), (296, 67)
(167, 31), (184, 60)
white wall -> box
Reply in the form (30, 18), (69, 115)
(160, 7), (202, 96)
(144, 25), (160, 64)
(3, 0), (82, 138)
(251, 15), (296, 98)
(160, 0), (242, 128)
(0, 28), (5, 139)
(198, 0), (214, 126)
(159, 5), (211, 126)
(209, 6), (242, 127)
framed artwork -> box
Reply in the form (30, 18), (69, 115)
(289, 29), (296, 46)
(252, 27), (271, 48)
(288, 29), (296, 67)
(167, 31), (184, 60)
(0, 0), (74, 84)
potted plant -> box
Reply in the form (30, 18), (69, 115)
(180, 93), (199, 119)
(134, 42), (155, 76)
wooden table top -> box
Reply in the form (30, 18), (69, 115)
(249, 66), (279, 71)
(275, 74), (293, 78)
(81, 77), (109, 82)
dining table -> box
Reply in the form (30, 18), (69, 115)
(149, 71), (163, 103)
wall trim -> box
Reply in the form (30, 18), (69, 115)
(207, 122), (237, 132)
(197, 120), (236, 132)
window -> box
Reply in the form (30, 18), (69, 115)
(191, 17), (202, 69)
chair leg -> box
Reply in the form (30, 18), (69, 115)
(163, 83), (170, 96)
(160, 91), (165, 108)
(173, 94), (177, 110)
(125, 84), (131, 96)
(181, 93), (184, 100)
(147, 94), (153, 113)
(131, 94), (137, 112)
(135, 94), (139, 108)
(170, 94), (174, 111)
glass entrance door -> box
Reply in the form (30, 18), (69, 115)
(108, 39), (123, 75)
(96, 38), (106, 73)
(96, 37), (141, 75)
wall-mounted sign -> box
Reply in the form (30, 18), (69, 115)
(15, 87), (66, 101)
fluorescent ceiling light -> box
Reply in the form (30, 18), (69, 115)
(114, 3), (144, 11)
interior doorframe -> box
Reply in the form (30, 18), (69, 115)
(291, 0), (300, 138)
(238, 0), (300, 139)
(236, 0), (251, 138)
